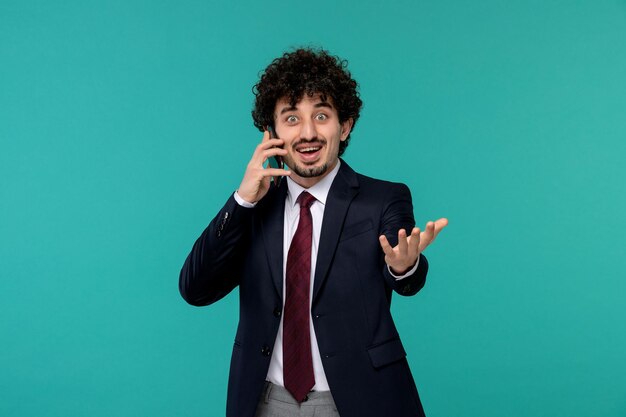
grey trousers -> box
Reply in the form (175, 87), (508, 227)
(254, 382), (340, 417)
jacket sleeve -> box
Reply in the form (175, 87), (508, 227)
(179, 194), (255, 306)
(379, 183), (429, 297)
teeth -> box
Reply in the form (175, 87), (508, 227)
(299, 147), (320, 152)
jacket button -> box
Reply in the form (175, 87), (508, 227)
(273, 308), (282, 318)
(261, 345), (271, 357)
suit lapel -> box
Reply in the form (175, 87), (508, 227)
(260, 182), (288, 300)
(312, 161), (360, 304)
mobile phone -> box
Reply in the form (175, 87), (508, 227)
(267, 125), (284, 187)
(267, 125), (283, 167)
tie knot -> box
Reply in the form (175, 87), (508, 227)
(297, 191), (316, 210)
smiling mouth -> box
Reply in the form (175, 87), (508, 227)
(297, 146), (321, 154)
(293, 141), (325, 163)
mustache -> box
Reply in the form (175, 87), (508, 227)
(291, 138), (326, 149)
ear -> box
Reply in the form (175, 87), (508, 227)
(339, 118), (354, 142)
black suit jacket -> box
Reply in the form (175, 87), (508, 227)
(180, 161), (428, 417)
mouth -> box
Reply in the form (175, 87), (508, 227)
(294, 142), (324, 163)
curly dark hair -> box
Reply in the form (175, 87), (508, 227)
(252, 47), (362, 156)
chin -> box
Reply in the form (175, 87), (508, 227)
(292, 162), (328, 178)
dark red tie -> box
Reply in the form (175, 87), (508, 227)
(283, 191), (316, 402)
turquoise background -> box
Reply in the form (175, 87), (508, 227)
(2, 1), (625, 416)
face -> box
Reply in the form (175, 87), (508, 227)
(273, 94), (353, 188)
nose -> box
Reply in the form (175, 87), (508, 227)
(299, 119), (318, 140)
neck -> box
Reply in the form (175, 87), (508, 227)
(288, 160), (339, 189)
(290, 160), (339, 189)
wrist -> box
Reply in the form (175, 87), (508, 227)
(234, 191), (257, 208)
(390, 265), (412, 275)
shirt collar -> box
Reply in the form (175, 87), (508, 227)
(286, 160), (341, 208)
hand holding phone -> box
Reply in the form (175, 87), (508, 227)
(267, 125), (284, 187)
(236, 129), (289, 204)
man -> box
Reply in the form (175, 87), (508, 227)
(180, 48), (447, 417)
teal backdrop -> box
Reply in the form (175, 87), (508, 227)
(1, 1), (625, 416)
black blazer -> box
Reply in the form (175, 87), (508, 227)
(180, 161), (428, 417)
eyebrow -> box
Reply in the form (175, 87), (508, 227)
(278, 101), (334, 115)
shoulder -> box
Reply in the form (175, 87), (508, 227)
(340, 159), (410, 195)
(353, 171), (412, 201)
(356, 172), (407, 189)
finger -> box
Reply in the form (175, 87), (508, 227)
(432, 218), (449, 240)
(257, 138), (285, 150)
(397, 229), (408, 254)
(261, 147), (288, 160)
(423, 221), (435, 242)
(407, 227), (421, 254)
(262, 129), (270, 142)
(418, 222), (435, 252)
(252, 139), (285, 164)
(260, 147), (288, 167)
(378, 235), (395, 258)
(260, 168), (291, 178)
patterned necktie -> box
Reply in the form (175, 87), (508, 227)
(283, 191), (316, 402)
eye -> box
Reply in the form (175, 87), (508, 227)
(286, 115), (298, 123)
(315, 113), (328, 121)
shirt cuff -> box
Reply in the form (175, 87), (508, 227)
(233, 191), (257, 208)
(388, 256), (420, 280)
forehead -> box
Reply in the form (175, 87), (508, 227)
(275, 94), (335, 112)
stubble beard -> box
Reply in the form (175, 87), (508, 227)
(284, 138), (333, 178)
(291, 162), (329, 178)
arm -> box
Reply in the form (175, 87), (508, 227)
(179, 195), (254, 306)
(378, 183), (447, 296)
(179, 130), (290, 306)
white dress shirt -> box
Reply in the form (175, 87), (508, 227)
(234, 161), (418, 392)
